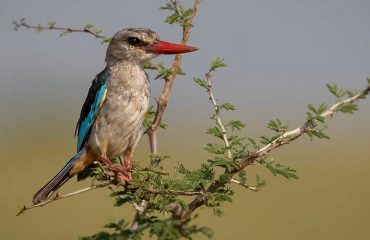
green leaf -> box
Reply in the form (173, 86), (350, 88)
(274, 163), (299, 179)
(315, 115), (326, 123)
(193, 77), (209, 89)
(209, 57), (227, 72)
(256, 175), (266, 187)
(154, 63), (172, 80)
(238, 170), (247, 185)
(204, 143), (226, 154)
(326, 83), (346, 98)
(208, 157), (238, 172)
(159, 3), (174, 11)
(227, 120), (246, 131)
(94, 28), (102, 34)
(219, 102), (235, 111)
(100, 37), (112, 43)
(206, 127), (224, 139)
(247, 138), (256, 145)
(59, 30), (69, 37)
(337, 102), (358, 114)
(317, 103), (327, 114)
(84, 23), (94, 29)
(309, 130), (330, 140)
(326, 84), (337, 97)
(143, 106), (168, 130)
(161, 2), (193, 28)
(267, 118), (287, 133)
(256, 158), (299, 179)
(307, 104), (317, 114)
(260, 136), (278, 145)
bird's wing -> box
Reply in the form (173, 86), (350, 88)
(75, 68), (110, 151)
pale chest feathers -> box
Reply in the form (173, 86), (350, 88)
(91, 64), (150, 157)
(102, 64), (150, 123)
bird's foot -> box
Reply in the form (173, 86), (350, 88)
(100, 155), (132, 185)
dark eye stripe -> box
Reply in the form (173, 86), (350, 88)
(127, 37), (141, 46)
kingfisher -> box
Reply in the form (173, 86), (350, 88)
(32, 28), (198, 204)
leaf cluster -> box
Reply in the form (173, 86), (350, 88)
(160, 1), (193, 28)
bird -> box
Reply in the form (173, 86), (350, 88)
(32, 28), (198, 204)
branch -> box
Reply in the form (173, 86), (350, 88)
(205, 72), (232, 159)
(132, 1), (201, 232)
(134, 0), (202, 230)
(137, 167), (169, 176)
(241, 83), (370, 168)
(16, 181), (110, 216)
(230, 178), (258, 192)
(13, 18), (109, 42)
(185, 82), (370, 220)
(144, 0), (201, 139)
(146, 188), (205, 197)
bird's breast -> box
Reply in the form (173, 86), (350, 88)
(89, 64), (150, 158)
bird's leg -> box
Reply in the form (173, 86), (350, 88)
(122, 147), (134, 182)
(100, 154), (131, 185)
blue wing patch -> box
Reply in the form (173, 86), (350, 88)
(75, 68), (110, 151)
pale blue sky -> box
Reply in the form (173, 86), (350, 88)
(1, 0), (370, 121)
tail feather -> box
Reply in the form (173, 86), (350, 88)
(32, 149), (85, 204)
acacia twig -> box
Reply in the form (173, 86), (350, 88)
(16, 182), (110, 216)
(240, 84), (370, 168)
(205, 72), (232, 159)
(137, 167), (169, 175)
(230, 178), (258, 192)
(131, 0), (202, 232)
(146, 188), (205, 196)
(13, 18), (107, 41)
(144, 0), (201, 141)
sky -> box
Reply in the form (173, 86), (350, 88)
(1, 0), (370, 239)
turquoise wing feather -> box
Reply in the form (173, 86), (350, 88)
(75, 68), (110, 151)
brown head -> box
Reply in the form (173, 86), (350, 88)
(106, 28), (198, 65)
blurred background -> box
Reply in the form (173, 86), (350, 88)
(1, 0), (370, 239)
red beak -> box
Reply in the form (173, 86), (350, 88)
(146, 40), (198, 54)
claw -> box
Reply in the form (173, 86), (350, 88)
(100, 155), (132, 185)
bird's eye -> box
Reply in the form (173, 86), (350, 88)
(127, 37), (141, 46)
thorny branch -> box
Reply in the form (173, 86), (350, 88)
(184, 83), (370, 219)
(13, 18), (108, 41)
(16, 182), (110, 216)
(146, 189), (205, 196)
(230, 178), (258, 192)
(132, 0), (202, 232)
(205, 72), (232, 159)
(144, 0), (201, 148)
(243, 84), (370, 166)
(16, 179), (203, 216)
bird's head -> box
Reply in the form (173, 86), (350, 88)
(106, 28), (198, 65)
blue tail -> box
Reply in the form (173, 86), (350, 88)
(32, 149), (85, 204)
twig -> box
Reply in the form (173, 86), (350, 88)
(205, 72), (232, 159)
(146, 188), (205, 196)
(242, 84), (370, 167)
(144, 63), (160, 70)
(137, 167), (169, 175)
(130, 200), (148, 233)
(230, 178), (258, 192)
(131, 0), (202, 232)
(144, 0), (201, 140)
(16, 182), (110, 216)
(13, 18), (107, 41)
